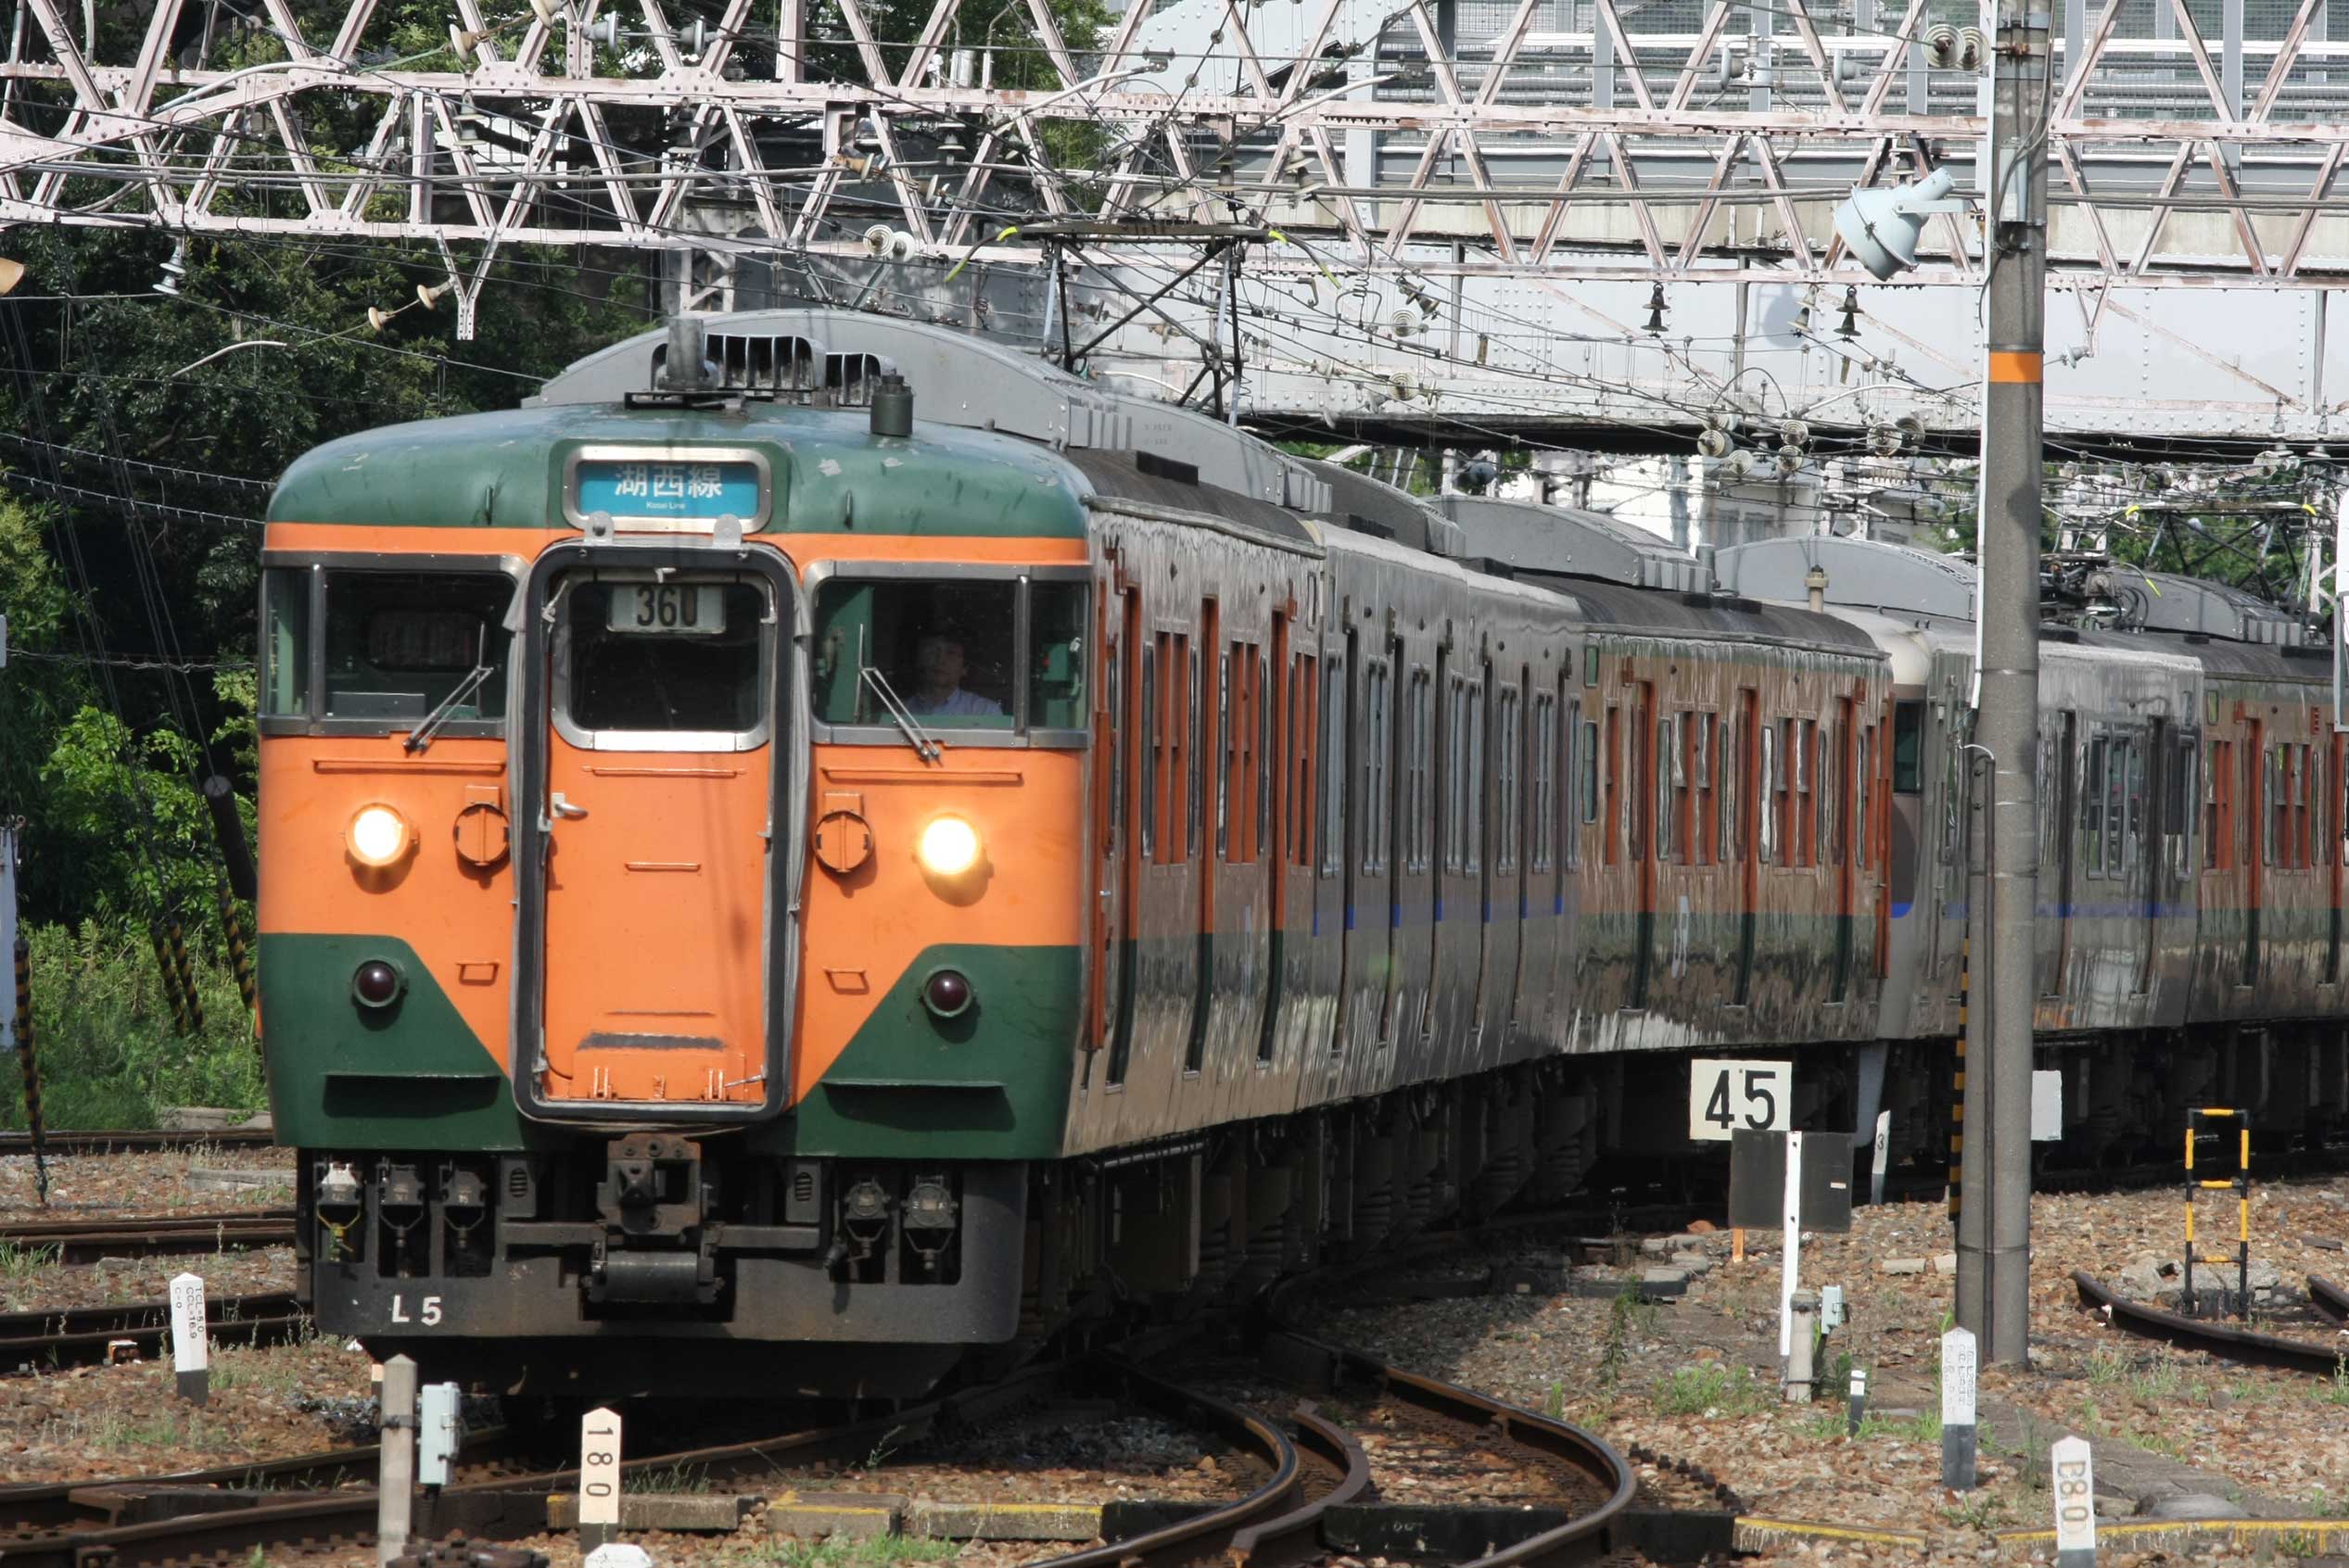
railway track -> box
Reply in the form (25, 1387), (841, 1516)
(0, 1210), (295, 1263)
(0, 1291), (307, 1376)
(0, 1215), (1652, 1567)
(2075, 1271), (2349, 1374)
(0, 1129), (276, 1157)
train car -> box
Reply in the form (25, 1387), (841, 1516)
(1720, 537), (2349, 1166)
(260, 313), (1928, 1397)
(260, 304), (2349, 1400)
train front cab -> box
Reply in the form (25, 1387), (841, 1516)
(259, 406), (1095, 1398)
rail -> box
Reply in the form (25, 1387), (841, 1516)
(2075, 1271), (2347, 1374)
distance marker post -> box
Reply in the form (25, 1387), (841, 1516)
(167, 1271), (208, 1405)
(1777, 1132), (1804, 1359)
(2051, 1435), (2095, 1568)
(1941, 1326), (1978, 1490)
(376, 1355), (418, 1566)
(580, 1405), (623, 1552)
(1847, 1366), (1868, 1436)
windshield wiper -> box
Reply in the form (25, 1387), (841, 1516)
(407, 627), (497, 754)
(859, 665), (941, 763)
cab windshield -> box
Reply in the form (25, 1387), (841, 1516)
(812, 575), (1086, 734)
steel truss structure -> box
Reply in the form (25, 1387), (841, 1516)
(17, 0), (2349, 438)
(18, 0), (2349, 287)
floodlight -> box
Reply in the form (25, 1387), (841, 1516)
(1832, 167), (1968, 281)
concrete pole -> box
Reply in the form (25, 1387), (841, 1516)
(1955, 0), (2047, 1369)
(377, 1354), (418, 1564)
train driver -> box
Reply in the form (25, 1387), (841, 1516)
(908, 629), (1004, 718)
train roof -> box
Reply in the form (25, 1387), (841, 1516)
(266, 400), (1095, 538)
(532, 308), (1338, 517)
(1530, 575), (1882, 656)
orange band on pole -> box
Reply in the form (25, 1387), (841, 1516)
(1987, 351), (2043, 384)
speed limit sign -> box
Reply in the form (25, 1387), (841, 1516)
(1688, 1059), (1792, 1142)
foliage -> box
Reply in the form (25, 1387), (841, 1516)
(1652, 1362), (1775, 1418)
(3, 921), (266, 1130)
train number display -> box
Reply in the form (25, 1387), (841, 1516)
(1688, 1059), (1792, 1142)
(608, 582), (725, 635)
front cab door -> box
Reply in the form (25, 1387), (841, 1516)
(516, 542), (800, 1123)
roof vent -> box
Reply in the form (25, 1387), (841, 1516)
(1136, 450), (1199, 486)
(870, 373), (914, 438)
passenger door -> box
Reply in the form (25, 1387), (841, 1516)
(521, 548), (790, 1120)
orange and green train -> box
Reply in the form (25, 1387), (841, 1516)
(261, 310), (2349, 1400)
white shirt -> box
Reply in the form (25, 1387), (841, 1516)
(913, 686), (1003, 717)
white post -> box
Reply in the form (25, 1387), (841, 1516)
(1778, 1130), (1804, 1359)
(1940, 1326), (1979, 1490)
(579, 1404), (623, 1552)
(1870, 1108), (1891, 1205)
(1847, 1365), (1868, 1435)
(2051, 1435), (2095, 1567)
(377, 1354), (418, 1565)
(168, 1271), (209, 1405)
(1784, 1291), (1819, 1402)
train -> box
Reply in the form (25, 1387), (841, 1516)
(255, 308), (2349, 1399)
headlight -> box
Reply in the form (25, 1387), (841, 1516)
(916, 816), (982, 878)
(347, 803), (413, 867)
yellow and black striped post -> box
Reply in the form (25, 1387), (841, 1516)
(167, 916), (206, 1035)
(1949, 939), (1968, 1223)
(150, 924), (194, 1036)
(13, 937), (47, 1205)
(213, 879), (257, 1040)
(2184, 1108), (2252, 1319)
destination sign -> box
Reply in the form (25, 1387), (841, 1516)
(573, 455), (764, 527)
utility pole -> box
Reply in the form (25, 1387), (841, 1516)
(1955, 0), (2048, 1367)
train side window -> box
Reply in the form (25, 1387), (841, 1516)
(1027, 580), (1089, 729)
(323, 568), (514, 730)
(1216, 647), (1233, 858)
(1106, 635), (1124, 839)
(2267, 744), (2286, 867)
(1292, 653), (1317, 869)
(1561, 697), (1581, 871)
(1694, 713), (1714, 868)
(1161, 634), (1187, 866)
(1408, 668), (1433, 874)
(2124, 735), (2145, 879)
(1759, 720), (1780, 865)
(2204, 740), (2221, 869)
(1188, 643), (1203, 857)
(1361, 660), (1390, 876)
(1496, 687), (1520, 875)
(2244, 740), (2260, 868)
(2083, 733), (2107, 879)
(1255, 650), (1273, 862)
(1319, 655), (1346, 878)
(1603, 706), (1620, 866)
(1580, 715), (1600, 830)
(1140, 642), (1159, 863)
(1528, 693), (1547, 873)
(1856, 722), (1871, 870)
(1719, 712), (1738, 866)
(260, 567), (313, 719)
(1442, 677), (1466, 874)
(1656, 714), (1679, 865)
(1466, 682), (1486, 875)
(1811, 721), (1827, 868)
(1892, 701), (1924, 793)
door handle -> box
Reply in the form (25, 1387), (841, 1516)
(550, 792), (590, 819)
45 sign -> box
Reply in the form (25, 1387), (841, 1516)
(1688, 1060), (1793, 1142)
